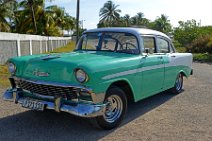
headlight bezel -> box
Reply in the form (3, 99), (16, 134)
(75, 68), (89, 83)
(8, 62), (16, 74)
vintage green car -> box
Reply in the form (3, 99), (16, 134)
(3, 28), (193, 129)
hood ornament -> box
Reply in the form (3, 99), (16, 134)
(33, 69), (49, 77)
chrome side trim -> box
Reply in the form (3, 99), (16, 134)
(102, 64), (165, 80)
(102, 64), (190, 80)
(3, 89), (106, 118)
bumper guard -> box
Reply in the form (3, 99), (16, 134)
(3, 89), (106, 118)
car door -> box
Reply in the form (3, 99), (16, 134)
(156, 37), (176, 90)
(139, 36), (165, 98)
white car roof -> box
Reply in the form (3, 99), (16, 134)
(84, 27), (170, 40)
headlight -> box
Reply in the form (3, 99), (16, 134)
(8, 62), (16, 74)
(75, 69), (88, 83)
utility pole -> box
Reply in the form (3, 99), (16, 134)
(80, 20), (85, 30)
(76, 0), (80, 45)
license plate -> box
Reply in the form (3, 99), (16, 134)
(22, 99), (44, 111)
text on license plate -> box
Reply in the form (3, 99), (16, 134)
(22, 99), (44, 111)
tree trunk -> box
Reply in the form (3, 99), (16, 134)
(28, 0), (37, 34)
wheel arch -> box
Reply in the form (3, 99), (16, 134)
(179, 70), (188, 78)
(107, 79), (135, 103)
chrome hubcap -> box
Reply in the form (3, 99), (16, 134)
(104, 95), (123, 123)
(176, 74), (183, 91)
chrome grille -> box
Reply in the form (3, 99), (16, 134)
(15, 79), (78, 99)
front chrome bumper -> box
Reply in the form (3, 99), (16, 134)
(3, 89), (106, 118)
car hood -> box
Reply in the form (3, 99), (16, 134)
(10, 51), (140, 83)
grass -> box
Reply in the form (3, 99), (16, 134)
(46, 41), (76, 54)
(0, 41), (76, 88)
(0, 65), (10, 88)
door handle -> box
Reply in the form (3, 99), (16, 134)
(171, 55), (176, 58)
(158, 56), (163, 59)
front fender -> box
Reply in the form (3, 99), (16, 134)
(87, 77), (136, 101)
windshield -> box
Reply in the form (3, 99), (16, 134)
(77, 32), (139, 54)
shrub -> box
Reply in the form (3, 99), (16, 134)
(175, 47), (186, 53)
(193, 53), (212, 62)
(173, 40), (182, 48)
(188, 35), (212, 54)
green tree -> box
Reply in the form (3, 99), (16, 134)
(63, 14), (75, 35)
(123, 14), (131, 27)
(14, 0), (45, 34)
(135, 12), (144, 25)
(0, 0), (14, 32)
(153, 14), (172, 34)
(174, 19), (200, 47)
(130, 12), (149, 27)
(11, 0), (74, 36)
(99, 0), (121, 26)
(45, 5), (75, 36)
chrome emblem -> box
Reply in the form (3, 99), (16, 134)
(33, 69), (49, 77)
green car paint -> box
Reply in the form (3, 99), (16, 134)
(4, 28), (193, 118)
(8, 51), (192, 102)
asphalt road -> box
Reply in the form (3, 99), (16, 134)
(0, 62), (212, 141)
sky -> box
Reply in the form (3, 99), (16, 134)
(47, 0), (212, 29)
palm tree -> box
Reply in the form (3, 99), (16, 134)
(63, 14), (75, 34)
(27, 0), (37, 34)
(130, 12), (149, 27)
(131, 16), (137, 25)
(123, 14), (131, 27)
(0, 0), (14, 32)
(45, 5), (75, 36)
(136, 12), (144, 25)
(16, 0), (43, 34)
(1, 0), (74, 36)
(141, 18), (150, 27)
(154, 14), (172, 34)
(16, 0), (53, 34)
(99, 0), (121, 26)
(46, 6), (65, 28)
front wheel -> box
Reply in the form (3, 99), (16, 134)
(95, 87), (127, 130)
(171, 73), (184, 94)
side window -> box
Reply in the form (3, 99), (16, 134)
(157, 38), (169, 53)
(143, 36), (156, 54)
(82, 34), (99, 50)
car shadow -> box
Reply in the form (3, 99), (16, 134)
(0, 92), (176, 141)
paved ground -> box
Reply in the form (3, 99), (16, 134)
(0, 62), (212, 141)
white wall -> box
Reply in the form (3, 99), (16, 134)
(0, 32), (72, 64)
